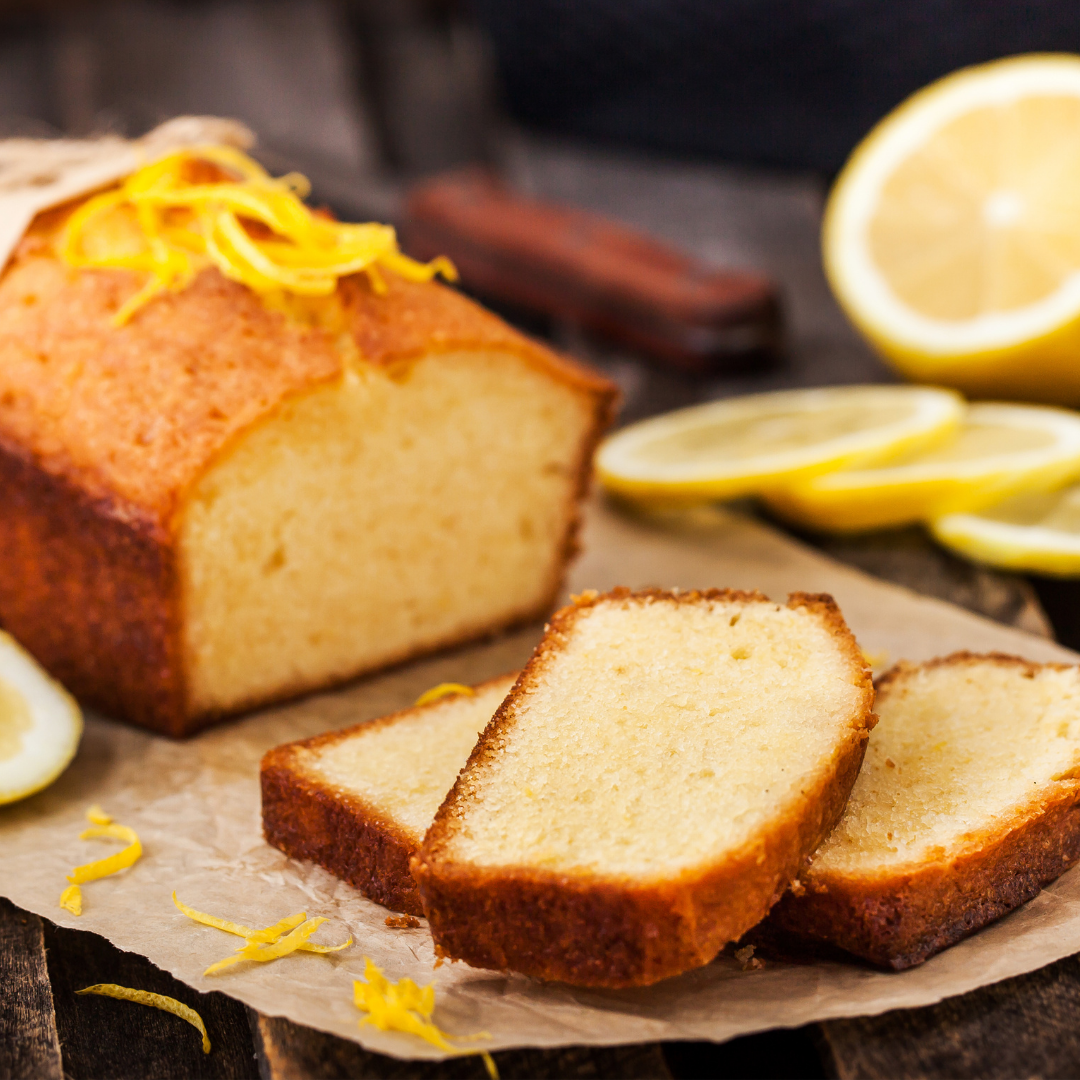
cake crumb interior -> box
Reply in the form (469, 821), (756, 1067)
(446, 596), (867, 878)
(815, 660), (1080, 873)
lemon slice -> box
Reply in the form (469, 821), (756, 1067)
(766, 402), (1080, 532)
(0, 631), (82, 804)
(932, 485), (1080, 575)
(595, 385), (962, 503)
(826, 54), (1080, 405)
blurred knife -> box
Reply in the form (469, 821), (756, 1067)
(401, 168), (781, 374)
(256, 147), (782, 374)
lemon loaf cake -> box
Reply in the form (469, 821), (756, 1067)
(0, 205), (615, 736)
(770, 653), (1080, 969)
(261, 674), (516, 915)
(412, 587), (876, 988)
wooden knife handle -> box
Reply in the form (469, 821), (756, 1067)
(402, 168), (781, 374)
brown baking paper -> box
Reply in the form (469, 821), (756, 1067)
(3, 499), (1079, 1060)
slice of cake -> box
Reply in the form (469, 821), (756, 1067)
(261, 674), (517, 915)
(0, 198), (615, 736)
(412, 587), (876, 988)
(769, 653), (1080, 969)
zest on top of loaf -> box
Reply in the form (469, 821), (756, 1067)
(60, 146), (456, 325)
(770, 652), (1080, 969)
(0, 202), (616, 736)
(413, 587), (876, 988)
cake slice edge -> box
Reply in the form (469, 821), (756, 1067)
(768, 652), (1080, 970)
(260, 673), (517, 916)
(412, 586), (876, 987)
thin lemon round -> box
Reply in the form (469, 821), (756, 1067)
(825, 54), (1080, 405)
(932, 485), (1080, 576)
(595, 385), (962, 503)
(0, 630), (83, 804)
(766, 402), (1080, 533)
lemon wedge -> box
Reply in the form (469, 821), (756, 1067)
(825, 54), (1080, 405)
(932, 485), (1080, 575)
(595, 385), (962, 503)
(766, 402), (1080, 532)
(0, 631), (82, 804)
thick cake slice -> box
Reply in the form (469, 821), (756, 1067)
(261, 674), (517, 916)
(0, 199), (615, 736)
(770, 653), (1080, 969)
(412, 587), (875, 988)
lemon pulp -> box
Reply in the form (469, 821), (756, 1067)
(0, 677), (32, 762)
(766, 402), (1080, 532)
(932, 485), (1080, 575)
(825, 54), (1080, 404)
(596, 385), (963, 503)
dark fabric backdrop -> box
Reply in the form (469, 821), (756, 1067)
(473, 0), (1080, 173)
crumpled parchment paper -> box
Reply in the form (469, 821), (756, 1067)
(3, 499), (1078, 1060)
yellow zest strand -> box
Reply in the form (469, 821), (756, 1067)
(353, 958), (496, 1077)
(172, 893), (352, 971)
(59, 146), (457, 325)
(86, 805), (113, 826)
(59, 813), (142, 913)
(68, 824), (142, 884)
(204, 917), (327, 975)
(76, 984), (210, 1054)
(414, 683), (476, 707)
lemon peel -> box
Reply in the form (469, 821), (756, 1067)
(931, 484), (1080, 576)
(59, 145), (457, 326)
(76, 984), (210, 1054)
(59, 808), (142, 913)
(172, 893), (352, 974)
(414, 683), (476, 707)
(353, 958), (496, 1077)
(596, 385), (963, 504)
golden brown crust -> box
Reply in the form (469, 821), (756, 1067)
(412, 587), (875, 988)
(768, 652), (1080, 970)
(0, 199), (616, 735)
(260, 675), (517, 915)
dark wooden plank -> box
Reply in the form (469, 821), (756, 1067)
(42, 916), (259, 1080)
(821, 954), (1080, 1079)
(0, 897), (62, 1080)
(250, 1009), (672, 1079)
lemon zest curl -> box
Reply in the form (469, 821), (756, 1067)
(59, 144), (456, 325)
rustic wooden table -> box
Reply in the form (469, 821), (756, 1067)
(5, 142), (1080, 1079)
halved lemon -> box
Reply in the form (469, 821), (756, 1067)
(765, 402), (1080, 532)
(826, 54), (1080, 405)
(595, 385), (962, 503)
(0, 631), (82, 805)
(932, 485), (1080, 575)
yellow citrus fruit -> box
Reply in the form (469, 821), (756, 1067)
(825, 54), (1080, 405)
(595, 385), (962, 503)
(766, 402), (1080, 532)
(932, 484), (1080, 575)
(0, 630), (82, 805)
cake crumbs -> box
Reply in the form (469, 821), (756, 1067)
(734, 945), (764, 971)
(386, 914), (421, 929)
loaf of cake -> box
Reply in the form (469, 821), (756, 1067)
(412, 587), (876, 988)
(769, 653), (1080, 968)
(261, 674), (516, 915)
(0, 190), (616, 736)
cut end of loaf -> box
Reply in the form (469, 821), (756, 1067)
(414, 587), (875, 987)
(771, 652), (1080, 968)
(180, 349), (606, 721)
